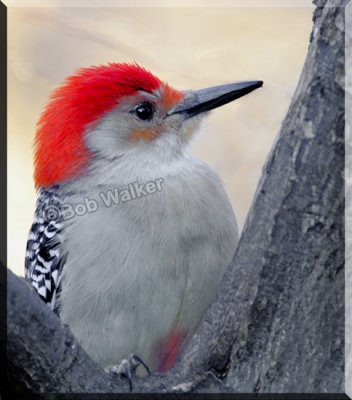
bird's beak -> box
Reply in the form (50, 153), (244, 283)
(167, 80), (263, 118)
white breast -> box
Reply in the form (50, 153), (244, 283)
(58, 156), (238, 370)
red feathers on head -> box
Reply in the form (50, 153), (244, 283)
(34, 63), (162, 187)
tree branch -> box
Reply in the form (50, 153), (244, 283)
(6, 266), (131, 394)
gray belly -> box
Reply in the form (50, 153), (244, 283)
(58, 183), (238, 370)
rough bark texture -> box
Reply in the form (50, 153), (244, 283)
(5, 268), (130, 395)
(225, 0), (345, 391)
(4, 0), (346, 395)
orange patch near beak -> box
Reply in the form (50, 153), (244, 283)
(129, 84), (183, 144)
(162, 83), (184, 109)
(129, 127), (162, 143)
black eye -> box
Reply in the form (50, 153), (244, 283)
(134, 102), (155, 121)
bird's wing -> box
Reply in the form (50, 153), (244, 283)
(25, 188), (67, 315)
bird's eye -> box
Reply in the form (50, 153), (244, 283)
(134, 103), (155, 121)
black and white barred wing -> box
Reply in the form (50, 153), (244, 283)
(25, 188), (67, 314)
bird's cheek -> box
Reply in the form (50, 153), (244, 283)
(129, 127), (163, 143)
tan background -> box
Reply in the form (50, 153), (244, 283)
(7, 3), (313, 277)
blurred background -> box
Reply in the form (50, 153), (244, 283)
(7, 2), (313, 276)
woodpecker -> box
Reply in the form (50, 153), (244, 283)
(25, 63), (262, 383)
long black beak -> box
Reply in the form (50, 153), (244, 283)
(167, 80), (263, 118)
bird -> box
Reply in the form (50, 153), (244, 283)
(25, 62), (262, 386)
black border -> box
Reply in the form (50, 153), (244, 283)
(23, 394), (350, 400)
(0, 2), (6, 264)
(0, 0), (7, 398)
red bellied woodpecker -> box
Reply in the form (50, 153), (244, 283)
(25, 63), (262, 388)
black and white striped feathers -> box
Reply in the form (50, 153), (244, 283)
(25, 188), (67, 314)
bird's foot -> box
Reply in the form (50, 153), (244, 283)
(105, 353), (150, 392)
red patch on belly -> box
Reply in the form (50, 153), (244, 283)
(156, 329), (186, 372)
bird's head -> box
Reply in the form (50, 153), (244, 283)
(34, 63), (262, 187)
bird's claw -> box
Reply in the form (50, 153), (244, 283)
(129, 353), (151, 376)
(105, 353), (150, 392)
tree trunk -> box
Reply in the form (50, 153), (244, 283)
(4, 0), (346, 395)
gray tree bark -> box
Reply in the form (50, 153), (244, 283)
(4, 0), (346, 395)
